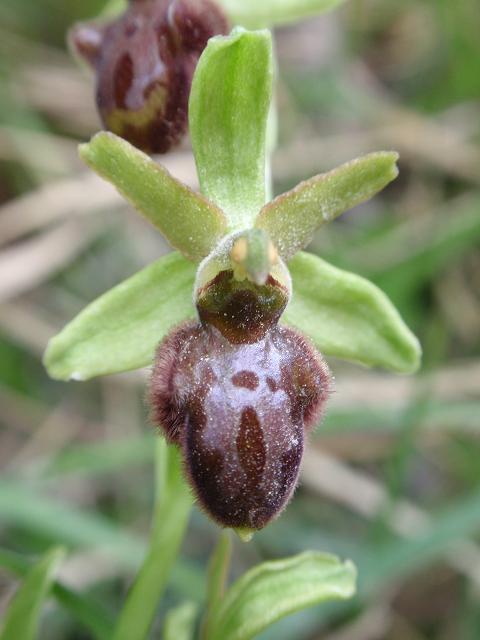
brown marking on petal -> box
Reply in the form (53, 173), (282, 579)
(231, 371), (259, 391)
(280, 439), (303, 494)
(266, 376), (278, 393)
(113, 52), (134, 109)
(236, 407), (266, 487)
(186, 438), (225, 511)
(124, 21), (138, 38)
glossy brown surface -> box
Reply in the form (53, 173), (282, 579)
(149, 307), (331, 529)
(70, 0), (228, 153)
(197, 270), (289, 344)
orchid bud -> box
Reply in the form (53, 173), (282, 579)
(69, 0), (228, 153)
(149, 270), (331, 532)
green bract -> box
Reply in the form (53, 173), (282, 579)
(44, 28), (420, 382)
(208, 552), (356, 640)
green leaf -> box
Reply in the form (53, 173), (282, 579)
(79, 132), (227, 262)
(189, 28), (273, 229)
(0, 547), (114, 640)
(209, 552), (356, 640)
(164, 602), (198, 640)
(113, 440), (192, 640)
(255, 152), (399, 261)
(218, 0), (348, 28)
(284, 252), (421, 373)
(0, 547), (64, 640)
(44, 251), (196, 381)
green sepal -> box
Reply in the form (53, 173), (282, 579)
(284, 252), (421, 373)
(255, 152), (399, 261)
(44, 252), (196, 381)
(208, 552), (356, 640)
(79, 132), (227, 262)
(189, 28), (273, 229)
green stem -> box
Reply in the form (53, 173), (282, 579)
(113, 438), (192, 640)
(201, 531), (233, 640)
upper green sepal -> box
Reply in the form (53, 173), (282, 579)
(79, 132), (227, 262)
(256, 152), (399, 261)
(284, 252), (422, 373)
(189, 28), (273, 229)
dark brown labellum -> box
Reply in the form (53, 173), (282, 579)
(196, 269), (289, 344)
(149, 271), (331, 531)
(69, 0), (229, 153)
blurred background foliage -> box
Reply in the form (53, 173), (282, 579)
(0, 0), (479, 638)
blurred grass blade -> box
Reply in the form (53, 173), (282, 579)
(255, 152), (399, 261)
(0, 480), (203, 598)
(43, 435), (155, 479)
(164, 602), (198, 640)
(44, 251), (196, 381)
(209, 552), (356, 640)
(202, 532), (233, 639)
(218, 0), (347, 28)
(0, 547), (64, 640)
(113, 440), (192, 640)
(80, 132), (227, 262)
(284, 252), (421, 373)
(190, 28), (273, 228)
(0, 480), (145, 567)
(360, 485), (480, 592)
(0, 548), (114, 640)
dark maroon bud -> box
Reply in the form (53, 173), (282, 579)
(69, 0), (229, 153)
(168, 0), (229, 51)
(149, 273), (331, 531)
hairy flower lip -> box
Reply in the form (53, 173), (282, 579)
(149, 317), (331, 531)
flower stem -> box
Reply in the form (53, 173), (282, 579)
(201, 530), (232, 640)
(113, 438), (191, 640)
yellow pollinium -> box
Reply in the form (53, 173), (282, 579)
(230, 229), (278, 286)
